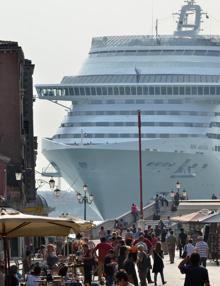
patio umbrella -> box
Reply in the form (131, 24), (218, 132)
(0, 207), (93, 281)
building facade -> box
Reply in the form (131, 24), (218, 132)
(0, 41), (36, 209)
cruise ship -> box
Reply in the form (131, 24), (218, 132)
(36, 1), (220, 219)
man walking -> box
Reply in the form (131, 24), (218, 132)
(178, 253), (210, 286)
(166, 230), (176, 263)
(195, 236), (209, 267)
(178, 228), (187, 258)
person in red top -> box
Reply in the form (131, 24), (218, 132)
(151, 233), (158, 249)
(134, 233), (153, 253)
(93, 237), (113, 281)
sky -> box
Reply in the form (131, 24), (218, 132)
(1, 0), (220, 187)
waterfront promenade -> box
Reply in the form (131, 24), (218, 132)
(161, 253), (219, 286)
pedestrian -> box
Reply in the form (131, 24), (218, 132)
(195, 236), (209, 267)
(22, 250), (32, 278)
(178, 253), (210, 286)
(26, 265), (42, 286)
(99, 226), (106, 239)
(7, 265), (19, 286)
(161, 228), (168, 255)
(183, 239), (195, 258)
(133, 233), (152, 253)
(166, 230), (176, 263)
(152, 242), (167, 285)
(93, 237), (113, 281)
(131, 203), (139, 223)
(118, 245), (128, 269)
(178, 228), (187, 258)
(104, 249), (117, 286)
(115, 269), (134, 286)
(137, 245), (151, 286)
(123, 252), (138, 286)
(82, 244), (93, 286)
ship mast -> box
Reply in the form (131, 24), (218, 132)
(174, 0), (203, 37)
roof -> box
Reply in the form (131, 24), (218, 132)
(61, 74), (220, 85)
(90, 35), (220, 51)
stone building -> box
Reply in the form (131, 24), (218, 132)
(0, 41), (37, 209)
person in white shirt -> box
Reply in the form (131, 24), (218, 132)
(26, 265), (42, 286)
(183, 239), (195, 257)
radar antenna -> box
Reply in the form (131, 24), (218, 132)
(174, 0), (206, 37)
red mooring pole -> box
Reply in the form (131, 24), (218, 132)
(138, 110), (144, 219)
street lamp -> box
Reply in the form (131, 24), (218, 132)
(15, 171), (22, 181)
(76, 184), (94, 220)
(54, 188), (61, 198)
(48, 177), (55, 189)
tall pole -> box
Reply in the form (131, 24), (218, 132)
(84, 195), (87, 220)
(138, 110), (144, 219)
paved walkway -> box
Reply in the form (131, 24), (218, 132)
(160, 253), (219, 286)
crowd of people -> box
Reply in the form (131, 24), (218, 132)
(3, 217), (212, 286)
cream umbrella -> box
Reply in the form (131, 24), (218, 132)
(0, 207), (93, 281)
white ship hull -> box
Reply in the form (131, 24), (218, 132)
(42, 137), (220, 219)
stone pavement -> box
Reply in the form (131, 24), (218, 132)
(159, 252), (219, 286)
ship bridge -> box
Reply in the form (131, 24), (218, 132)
(36, 73), (220, 102)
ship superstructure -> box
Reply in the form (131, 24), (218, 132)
(36, 1), (220, 219)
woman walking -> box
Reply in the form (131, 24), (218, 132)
(152, 242), (167, 285)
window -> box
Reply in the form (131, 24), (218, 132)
(125, 86), (131, 95)
(149, 86), (154, 95)
(97, 87), (102, 95)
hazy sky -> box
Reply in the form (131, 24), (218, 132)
(1, 0), (220, 176)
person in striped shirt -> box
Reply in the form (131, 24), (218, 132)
(195, 236), (209, 267)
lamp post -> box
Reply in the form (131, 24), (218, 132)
(76, 184), (94, 220)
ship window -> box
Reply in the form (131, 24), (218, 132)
(80, 87), (85, 96)
(119, 86), (125, 95)
(185, 86), (191, 95)
(74, 88), (79, 96)
(157, 111), (166, 115)
(184, 50), (194, 55)
(93, 100), (102, 104)
(91, 87), (96, 95)
(106, 100), (115, 104)
(143, 87), (148, 95)
(115, 122), (121, 126)
(131, 86), (136, 95)
(217, 87), (220, 94)
(155, 87), (160, 95)
(97, 87), (102, 95)
(96, 111), (104, 115)
(85, 87), (90, 95)
(69, 88), (74, 95)
(173, 87), (179, 95)
(204, 86), (209, 95)
(179, 86), (185, 95)
(114, 87), (119, 95)
(125, 100), (134, 104)
(194, 50), (206, 56)
(108, 87), (113, 95)
(102, 87), (107, 95)
(192, 87), (197, 95)
(161, 86), (167, 95)
(198, 86), (204, 95)
(137, 86), (142, 95)
(136, 100), (145, 104)
(96, 122), (107, 126)
(149, 86), (154, 95)
(125, 86), (131, 95)
(210, 86), (216, 95)
(121, 111), (130, 115)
